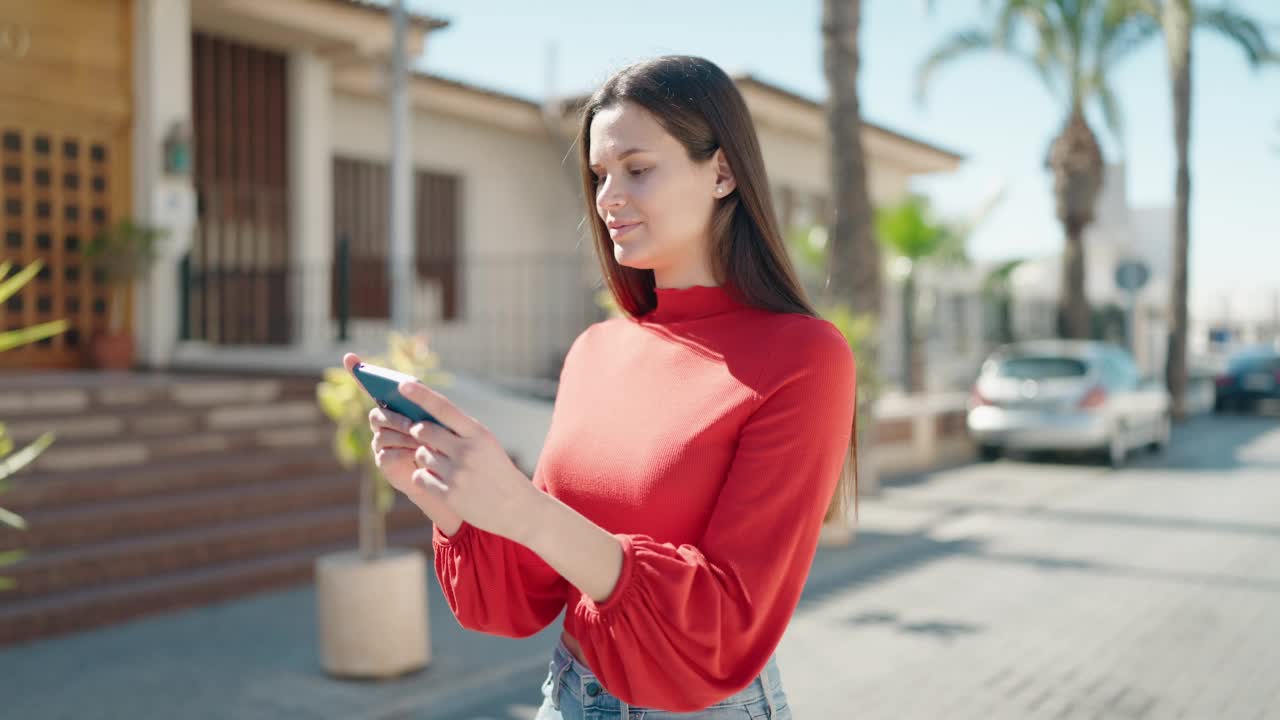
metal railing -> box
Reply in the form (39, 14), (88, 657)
(180, 241), (607, 382)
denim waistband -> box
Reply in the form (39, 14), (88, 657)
(547, 637), (782, 713)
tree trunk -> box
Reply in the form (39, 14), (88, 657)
(823, 0), (880, 495)
(1164, 1), (1192, 420)
(822, 0), (879, 316)
(903, 268), (922, 393)
(1047, 109), (1104, 340)
(1061, 220), (1090, 339)
(358, 468), (385, 561)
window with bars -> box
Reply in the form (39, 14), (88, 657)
(331, 156), (462, 322)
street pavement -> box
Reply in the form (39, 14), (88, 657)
(2, 413), (1278, 719)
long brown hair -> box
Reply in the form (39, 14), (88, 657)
(574, 55), (857, 526)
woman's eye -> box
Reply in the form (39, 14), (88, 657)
(629, 167), (651, 177)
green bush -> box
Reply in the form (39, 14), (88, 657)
(0, 260), (69, 589)
(317, 333), (452, 561)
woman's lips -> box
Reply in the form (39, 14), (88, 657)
(609, 222), (641, 239)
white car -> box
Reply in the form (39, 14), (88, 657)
(966, 341), (1172, 467)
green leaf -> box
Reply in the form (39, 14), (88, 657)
(0, 506), (25, 531)
(84, 220), (168, 284)
(0, 259), (44, 304)
(0, 320), (70, 354)
(375, 475), (396, 514)
(0, 549), (25, 567)
(1194, 6), (1273, 67)
(335, 427), (365, 468)
(875, 195), (968, 265)
(916, 28), (997, 105)
(0, 432), (54, 482)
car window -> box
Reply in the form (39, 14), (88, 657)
(995, 356), (1088, 379)
(1097, 353), (1121, 388)
(1113, 351), (1140, 389)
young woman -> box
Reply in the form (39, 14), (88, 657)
(345, 55), (857, 719)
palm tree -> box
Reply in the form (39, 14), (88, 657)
(983, 259), (1028, 345)
(823, 0), (880, 318)
(875, 195), (967, 393)
(823, 0), (882, 495)
(1122, 1), (1273, 420)
(917, 0), (1156, 339)
(0, 260), (68, 588)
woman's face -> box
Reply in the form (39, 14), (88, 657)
(588, 101), (735, 287)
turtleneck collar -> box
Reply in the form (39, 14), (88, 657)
(642, 282), (746, 324)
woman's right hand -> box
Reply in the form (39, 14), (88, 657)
(345, 353), (464, 535)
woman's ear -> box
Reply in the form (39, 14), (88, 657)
(711, 148), (736, 198)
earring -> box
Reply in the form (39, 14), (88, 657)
(715, 186), (724, 195)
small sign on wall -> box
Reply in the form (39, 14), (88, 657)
(153, 180), (196, 233)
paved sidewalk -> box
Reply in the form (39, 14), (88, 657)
(439, 414), (1280, 720)
(0, 501), (931, 719)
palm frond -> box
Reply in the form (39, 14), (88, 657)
(0, 506), (25, 531)
(994, 0), (1050, 49)
(1098, 10), (1162, 69)
(1194, 6), (1275, 67)
(0, 320), (69, 354)
(1094, 78), (1127, 148)
(983, 258), (1027, 293)
(0, 260), (43, 304)
(916, 28), (998, 104)
(0, 432), (53, 485)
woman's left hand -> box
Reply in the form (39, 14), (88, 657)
(397, 380), (539, 543)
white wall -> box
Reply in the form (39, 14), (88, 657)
(133, 0), (195, 369)
(329, 93), (594, 379)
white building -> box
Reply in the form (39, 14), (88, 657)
(2, 0), (963, 386)
(1007, 163), (1174, 376)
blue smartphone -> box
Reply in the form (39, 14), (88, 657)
(351, 362), (452, 432)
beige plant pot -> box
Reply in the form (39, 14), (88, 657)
(316, 547), (430, 679)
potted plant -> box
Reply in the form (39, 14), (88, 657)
(314, 332), (453, 679)
(83, 219), (166, 370)
(0, 260), (68, 587)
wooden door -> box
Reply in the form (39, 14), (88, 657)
(0, 0), (133, 369)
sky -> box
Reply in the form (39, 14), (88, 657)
(409, 0), (1280, 313)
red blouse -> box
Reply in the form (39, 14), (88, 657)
(432, 282), (856, 711)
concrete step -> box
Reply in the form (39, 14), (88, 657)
(4, 399), (325, 446)
(1, 445), (343, 514)
(0, 524), (437, 646)
(0, 471), (364, 552)
(22, 423), (333, 475)
(0, 502), (428, 602)
(0, 374), (320, 419)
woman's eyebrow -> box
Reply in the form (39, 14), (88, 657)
(589, 147), (651, 168)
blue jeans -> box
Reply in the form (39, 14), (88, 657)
(534, 638), (792, 719)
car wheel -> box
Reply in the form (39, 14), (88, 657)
(1148, 414), (1171, 453)
(978, 444), (1002, 462)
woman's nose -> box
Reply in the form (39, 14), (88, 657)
(597, 179), (625, 211)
